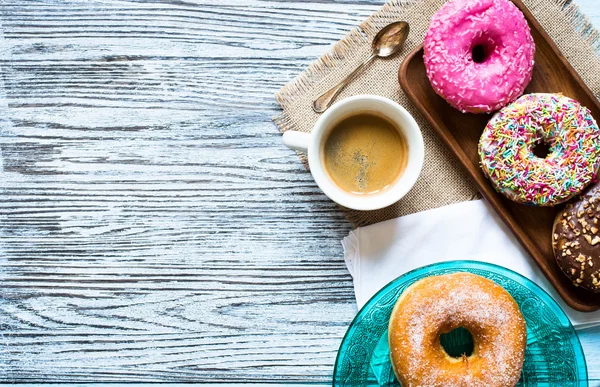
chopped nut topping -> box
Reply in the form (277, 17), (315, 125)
(592, 227), (598, 234)
(584, 235), (600, 245)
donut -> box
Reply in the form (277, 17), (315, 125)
(479, 93), (600, 206)
(424, 0), (535, 114)
(553, 184), (600, 292)
(388, 273), (526, 387)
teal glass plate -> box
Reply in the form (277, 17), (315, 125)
(333, 261), (588, 386)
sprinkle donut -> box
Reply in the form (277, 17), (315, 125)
(424, 0), (535, 114)
(479, 93), (600, 206)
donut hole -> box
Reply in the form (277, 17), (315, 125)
(439, 327), (474, 358)
(471, 44), (489, 63)
(532, 140), (551, 159)
(470, 33), (498, 64)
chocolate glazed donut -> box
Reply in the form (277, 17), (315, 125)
(553, 184), (600, 292)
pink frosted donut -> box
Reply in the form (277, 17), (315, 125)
(424, 0), (535, 114)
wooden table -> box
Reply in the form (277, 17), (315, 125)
(0, 0), (598, 384)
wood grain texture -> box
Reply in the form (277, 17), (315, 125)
(0, 0), (598, 383)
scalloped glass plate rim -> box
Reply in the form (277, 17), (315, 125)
(332, 260), (588, 386)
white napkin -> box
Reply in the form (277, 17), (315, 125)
(342, 199), (600, 330)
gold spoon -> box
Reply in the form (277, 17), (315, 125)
(312, 21), (410, 113)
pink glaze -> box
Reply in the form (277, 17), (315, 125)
(424, 0), (535, 114)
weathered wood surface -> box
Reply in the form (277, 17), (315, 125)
(0, 0), (598, 383)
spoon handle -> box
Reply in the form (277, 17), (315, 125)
(312, 54), (376, 113)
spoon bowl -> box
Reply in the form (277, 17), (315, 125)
(373, 21), (410, 57)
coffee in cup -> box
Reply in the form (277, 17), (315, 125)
(282, 95), (424, 211)
(322, 112), (408, 195)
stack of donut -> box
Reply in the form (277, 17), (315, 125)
(387, 0), (600, 385)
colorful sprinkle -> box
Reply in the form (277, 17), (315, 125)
(478, 93), (600, 206)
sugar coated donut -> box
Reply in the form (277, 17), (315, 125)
(553, 186), (600, 292)
(424, 0), (535, 114)
(388, 273), (526, 387)
(479, 93), (600, 206)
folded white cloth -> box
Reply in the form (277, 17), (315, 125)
(342, 199), (600, 330)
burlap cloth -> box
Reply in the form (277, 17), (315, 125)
(274, 0), (600, 227)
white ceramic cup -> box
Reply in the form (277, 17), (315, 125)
(282, 95), (424, 211)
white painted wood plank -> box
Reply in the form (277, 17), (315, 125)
(0, 0), (598, 383)
(0, 0), (371, 383)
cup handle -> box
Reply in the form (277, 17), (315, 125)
(282, 131), (311, 152)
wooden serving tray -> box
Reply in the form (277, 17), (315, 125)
(399, 0), (600, 312)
